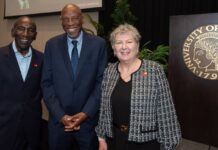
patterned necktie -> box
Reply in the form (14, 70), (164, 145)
(71, 40), (78, 76)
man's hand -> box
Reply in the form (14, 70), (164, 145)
(63, 112), (87, 132)
(59, 115), (80, 132)
(59, 115), (73, 126)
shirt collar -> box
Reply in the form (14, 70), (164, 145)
(12, 40), (32, 57)
(67, 30), (83, 45)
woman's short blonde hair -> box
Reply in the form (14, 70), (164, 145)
(110, 23), (141, 45)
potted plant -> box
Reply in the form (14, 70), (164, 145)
(139, 41), (169, 73)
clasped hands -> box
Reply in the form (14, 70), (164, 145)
(60, 112), (87, 132)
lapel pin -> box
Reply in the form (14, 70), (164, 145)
(33, 63), (38, 68)
(141, 70), (148, 77)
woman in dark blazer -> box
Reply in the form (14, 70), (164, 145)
(96, 23), (181, 150)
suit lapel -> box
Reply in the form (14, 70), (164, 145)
(25, 49), (38, 83)
(6, 44), (24, 83)
(60, 34), (75, 81)
(76, 32), (89, 80)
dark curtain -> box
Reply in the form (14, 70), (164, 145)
(99, 0), (218, 49)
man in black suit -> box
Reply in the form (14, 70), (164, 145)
(41, 3), (107, 150)
(0, 16), (43, 150)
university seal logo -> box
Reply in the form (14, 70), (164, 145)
(183, 24), (218, 80)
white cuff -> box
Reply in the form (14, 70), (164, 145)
(98, 137), (105, 141)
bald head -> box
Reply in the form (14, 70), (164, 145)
(60, 3), (83, 38)
(13, 16), (36, 31)
(61, 4), (82, 17)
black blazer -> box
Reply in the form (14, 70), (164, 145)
(0, 44), (43, 150)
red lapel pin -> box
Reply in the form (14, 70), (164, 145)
(33, 63), (38, 68)
(141, 70), (148, 77)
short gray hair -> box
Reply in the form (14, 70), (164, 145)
(110, 23), (141, 45)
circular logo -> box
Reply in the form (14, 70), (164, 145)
(183, 24), (218, 80)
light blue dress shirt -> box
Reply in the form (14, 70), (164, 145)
(67, 31), (83, 59)
(12, 41), (32, 81)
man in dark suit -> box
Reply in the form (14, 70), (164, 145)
(0, 16), (43, 150)
(41, 3), (107, 150)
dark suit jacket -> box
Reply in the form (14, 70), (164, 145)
(41, 32), (107, 131)
(0, 44), (43, 150)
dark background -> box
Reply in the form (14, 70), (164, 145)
(99, 0), (218, 49)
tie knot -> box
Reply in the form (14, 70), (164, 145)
(72, 40), (78, 46)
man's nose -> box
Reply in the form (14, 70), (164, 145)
(68, 18), (77, 25)
(22, 29), (28, 36)
(19, 28), (29, 36)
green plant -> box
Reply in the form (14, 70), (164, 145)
(85, 0), (137, 36)
(84, 14), (105, 37)
(139, 42), (169, 72)
(111, 0), (137, 27)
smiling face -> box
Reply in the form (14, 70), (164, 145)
(11, 17), (37, 54)
(61, 4), (83, 38)
(113, 32), (139, 62)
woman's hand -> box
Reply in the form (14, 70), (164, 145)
(98, 138), (107, 150)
